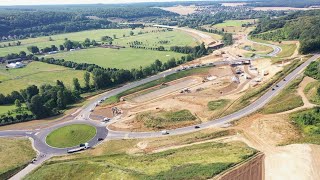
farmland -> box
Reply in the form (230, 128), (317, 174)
(0, 27), (197, 57)
(0, 61), (87, 95)
(46, 48), (185, 69)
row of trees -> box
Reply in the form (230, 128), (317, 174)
(25, 38), (99, 55)
(170, 43), (208, 58)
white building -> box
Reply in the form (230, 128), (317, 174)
(6, 62), (25, 69)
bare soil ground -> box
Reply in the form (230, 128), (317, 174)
(160, 5), (198, 15)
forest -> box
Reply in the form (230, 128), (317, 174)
(251, 10), (320, 54)
(0, 7), (176, 37)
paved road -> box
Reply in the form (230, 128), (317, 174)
(245, 35), (282, 57)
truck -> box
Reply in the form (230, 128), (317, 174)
(67, 143), (89, 153)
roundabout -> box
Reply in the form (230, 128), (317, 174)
(46, 124), (97, 148)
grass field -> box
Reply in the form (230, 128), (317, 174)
(208, 99), (230, 111)
(25, 140), (256, 180)
(46, 124), (96, 148)
(0, 61), (87, 95)
(0, 27), (197, 57)
(214, 20), (256, 27)
(262, 77), (304, 114)
(46, 48), (185, 69)
(103, 67), (213, 105)
(0, 105), (16, 115)
(290, 108), (320, 145)
(211, 19), (256, 34)
(0, 138), (36, 179)
(113, 29), (199, 49)
(137, 109), (197, 130)
(304, 80), (320, 105)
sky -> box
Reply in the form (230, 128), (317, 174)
(0, 0), (197, 6)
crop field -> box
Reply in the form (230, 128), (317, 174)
(0, 27), (197, 57)
(0, 138), (36, 179)
(46, 124), (96, 148)
(46, 48), (185, 69)
(0, 61), (87, 95)
(25, 141), (256, 180)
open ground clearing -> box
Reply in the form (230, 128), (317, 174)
(26, 128), (256, 180)
(46, 124), (96, 148)
(46, 48), (185, 69)
(0, 61), (87, 95)
(232, 111), (320, 180)
(100, 64), (255, 131)
(0, 138), (36, 179)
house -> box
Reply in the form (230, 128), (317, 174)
(6, 62), (25, 68)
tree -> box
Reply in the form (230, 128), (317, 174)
(59, 45), (64, 51)
(27, 46), (39, 54)
(113, 34), (117, 39)
(15, 99), (22, 112)
(130, 31), (134, 36)
(28, 95), (48, 119)
(19, 51), (26, 58)
(73, 78), (81, 92)
(92, 40), (97, 46)
(51, 45), (58, 51)
(56, 90), (66, 109)
(25, 85), (39, 102)
(83, 38), (91, 48)
(63, 40), (74, 50)
(49, 37), (53, 41)
(84, 72), (90, 89)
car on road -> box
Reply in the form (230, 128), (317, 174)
(90, 109), (93, 112)
(272, 88), (275, 91)
(161, 130), (168, 135)
(102, 117), (111, 122)
(98, 138), (104, 141)
(283, 79), (286, 81)
(276, 84), (279, 87)
(194, 125), (200, 129)
(30, 158), (37, 163)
